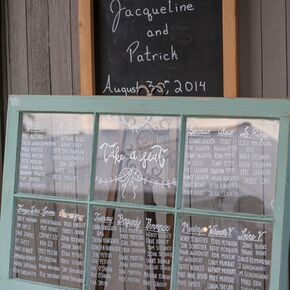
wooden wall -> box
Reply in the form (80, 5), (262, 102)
(2, 0), (290, 103)
(239, 0), (290, 98)
(0, 0), (7, 208)
(5, 0), (80, 98)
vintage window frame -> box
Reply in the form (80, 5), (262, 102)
(0, 95), (289, 290)
(78, 0), (239, 97)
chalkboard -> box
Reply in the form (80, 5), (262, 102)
(95, 0), (223, 96)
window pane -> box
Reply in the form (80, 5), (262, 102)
(183, 118), (279, 215)
(18, 113), (94, 200)
(95, 115), (180, 207)
(12, 199), (87, 289)
(89, 207), (174, 289)
(177, 215), (272, 290)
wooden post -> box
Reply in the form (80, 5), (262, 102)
(223, 0), (239, 98)
(79, 0), (95, 95)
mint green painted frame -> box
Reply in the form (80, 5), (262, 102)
(0, 95), (290, 290)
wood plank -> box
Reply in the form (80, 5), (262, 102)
(287, 1), (290, 281)
(71, 0), (80, 95)
(79, 0), (94, 95)
(48, 0), (72, 95)
(3, 0), (9, 108)
(1, 0), (8, 207)
(223, 0), (239, 98)
(0, 1), (6, 123)
(7, 0), (28, 95)
(287, 0), (290, 98)
(1, 0), (8, 124)
(238, 0), (262, 98)
(26, 0), (50, 94)
(262, 0), (288, 98)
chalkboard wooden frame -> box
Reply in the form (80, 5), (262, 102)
(0, 95), (289, 290)
(79, 0), (238, 97)
(79, 0), (95, 96)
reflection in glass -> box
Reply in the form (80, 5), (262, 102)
(95, 115), (180, 207)
(183, 118), (279, 215)
(18, 113), (94, 199)
(12, 199), (87, 288)
(89, 208), (174, 289)
(177, 215), (272, 290)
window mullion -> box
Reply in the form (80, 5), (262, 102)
(82, 204), (93, 290)
(82, 113), (99, 290)
(176, 208), (274, 223)
(269, 117), (290, 290)
(170, 115), (186, 290)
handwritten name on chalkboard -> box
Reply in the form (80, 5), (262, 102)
(95, 0), (223, 96)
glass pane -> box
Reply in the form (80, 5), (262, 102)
(183, 118), (279, 215)
(178, 215), (272, 290)
(89, 208), (174, 289)
(18, 113), (94, 200)
(95, 115), (180, 207)
(13, 199), (87, 289)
